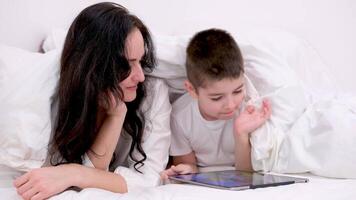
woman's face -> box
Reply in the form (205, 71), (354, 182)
(119, 28), (145, 102)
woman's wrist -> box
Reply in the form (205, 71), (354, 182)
(106, 102), (127, 118)
(63, 163), (85, 188)
(106, 113), (126, 122)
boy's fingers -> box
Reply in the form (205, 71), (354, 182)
(263, 99), (270, 106)
(181, 168), (192, 174)
(171, 165), (180, 172)
(264, 100), (272, 118)
(266, 106), (272, 118)
(166, 168), (178, 176)
(258, 99), (271, 118)
(161, 166), (179, 177)
(172, 165), (187, 173)
(160, 169), (176, 179)
(160, 173), (168, 180)
(246, 105), (255, 113)
(174, 164), (195, 174)
(262, 104), (268, 117)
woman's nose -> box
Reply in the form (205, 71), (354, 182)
(132, 63), (145, 82)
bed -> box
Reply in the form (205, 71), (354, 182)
(1, 165), (356, 200)
(1, 1), (356, 200)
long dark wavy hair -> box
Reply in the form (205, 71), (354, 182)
(49, 2), (155, 172)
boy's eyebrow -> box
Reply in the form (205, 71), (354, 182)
(208, 83), (244, 96)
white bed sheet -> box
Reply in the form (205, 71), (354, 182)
(2, 165), (356, 200)
(158, 175), (356, 200)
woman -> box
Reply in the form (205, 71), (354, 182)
(13, 2), (171, 199)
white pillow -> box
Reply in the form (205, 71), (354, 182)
(0, 45), (59, 171)
(238, 28), (336, 99)
(41, 28), (67, 53)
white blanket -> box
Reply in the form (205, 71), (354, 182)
(276, 95), (356, 177)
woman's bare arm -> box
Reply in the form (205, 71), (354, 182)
(88, 94), (127, 170)
(14, 164), (128, 200)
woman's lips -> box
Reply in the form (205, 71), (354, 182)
(126, 85), (137, 91)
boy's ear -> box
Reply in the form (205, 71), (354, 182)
(184, 80), (198, 99)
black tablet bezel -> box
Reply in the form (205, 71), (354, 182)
(169, 170), (308, 190)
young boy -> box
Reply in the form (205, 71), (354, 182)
(161, 28), (271, 178)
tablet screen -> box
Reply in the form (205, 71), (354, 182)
(169, 170), (308, 190)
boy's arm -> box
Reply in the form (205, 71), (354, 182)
(234, 99), (271, 171)
(234, 134), (253, 171)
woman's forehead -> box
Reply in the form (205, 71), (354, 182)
(125, 28), (145, 59)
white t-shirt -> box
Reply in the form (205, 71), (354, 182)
(170, 93), (243, 167)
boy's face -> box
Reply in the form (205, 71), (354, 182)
(185, 76), (245, 121)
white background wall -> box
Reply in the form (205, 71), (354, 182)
(0, 0), (355, 93)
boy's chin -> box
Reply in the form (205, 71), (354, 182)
(202, 111), (235, 121)
(217, 114), (235, 120)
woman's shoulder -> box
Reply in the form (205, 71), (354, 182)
(141, 77), (171, 113)
(144, 77), (169, 100)
(140, 77), (172, 140)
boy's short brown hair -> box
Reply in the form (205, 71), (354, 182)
(186, 28), (244, 89)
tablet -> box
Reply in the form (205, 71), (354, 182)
(169, 170), (308, 190)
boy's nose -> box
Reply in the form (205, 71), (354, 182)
(225, 97), (236, 109)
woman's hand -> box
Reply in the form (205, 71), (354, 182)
(160, 164), (198, 180)
(234, 99), (272, 136)
(99, 92), (127, 117)
(13, 165), (76, 200)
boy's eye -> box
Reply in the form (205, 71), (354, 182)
(211, 96), (222, 101)
(233, 90), (242, 94)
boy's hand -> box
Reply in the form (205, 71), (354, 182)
(160, 164), (198, 180)
(234, 99), (271, 136)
